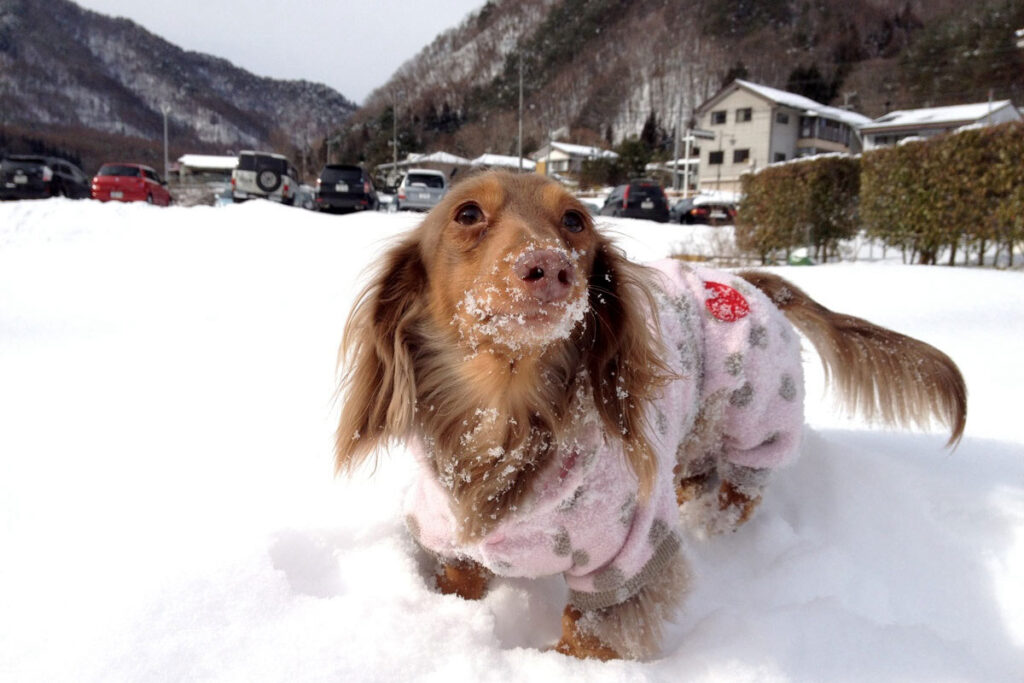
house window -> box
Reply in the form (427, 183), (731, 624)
(709, 150), (724, 165)
(733, 149), (750, 163)
(800, 116), (816, 138)
(710, 110), (726, 125)
(773, 152), (786, 162)
(736, 108), (752, 122)
(776, 112), (790, 125)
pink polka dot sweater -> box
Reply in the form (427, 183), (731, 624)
(405, 259), (805, 611)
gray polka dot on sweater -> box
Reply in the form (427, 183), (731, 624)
(656, 410), (669, 436)
(725, 352), (744, 376)
(572, 550), (590, 568)
(648, 518), (670, 546)
(779, 374), (797, 402)
(593, 566), (625, 592)
(553, 528), (571, 556)
(749, 325), (768, 349)
(730, 382), (754, 408)
(619, 496), (636, 525)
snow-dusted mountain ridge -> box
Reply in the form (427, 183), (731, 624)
(0, 0), (356, 163)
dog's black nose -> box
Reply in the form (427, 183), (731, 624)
(515, 249), (575, 303)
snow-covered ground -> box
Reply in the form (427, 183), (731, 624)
(1, 198), (1022, 682)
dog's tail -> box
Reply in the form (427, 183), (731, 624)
(738, 270), (966, 447)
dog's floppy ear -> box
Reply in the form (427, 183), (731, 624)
(586, 238), (672, 499)
(335, 236), (427, 474)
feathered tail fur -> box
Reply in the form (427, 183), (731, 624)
(738, 270), (966, 447)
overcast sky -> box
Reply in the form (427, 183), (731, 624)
(74, 0), (484, 105)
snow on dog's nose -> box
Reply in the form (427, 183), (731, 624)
(514, 249), (576, 303)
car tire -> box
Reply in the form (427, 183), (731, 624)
(256, 167), (282, 193)
(146, 194), (154, 204)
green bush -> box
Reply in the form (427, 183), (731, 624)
(861, 122), (1024, 266)
(737, 155), (859, 264)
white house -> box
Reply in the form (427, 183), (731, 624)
(469, 153), (537, 172)
(176, 154), (238, 181)
(693, 79), (871, 193)
(529, 141), (618, 177)
(860, 101), (1022, 150)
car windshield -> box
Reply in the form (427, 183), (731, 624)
(2, 157), (47, 170)
(406, 173), (444, 189)
(321, 167), (364, 183)
(630, 184), (663, 199)
(98, 165), (141, 177)
(237, 154), (287, 173)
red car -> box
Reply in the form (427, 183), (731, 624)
(91, 163), (173, 205)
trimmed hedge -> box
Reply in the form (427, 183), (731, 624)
(859, 122), (1024, 266)
(737, 155), (860, 264)
(735, 122), (1024, 266)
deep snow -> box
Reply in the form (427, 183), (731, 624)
(0, 198), (1022, 682)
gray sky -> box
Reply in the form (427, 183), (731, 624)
(74, 0), (484, 104)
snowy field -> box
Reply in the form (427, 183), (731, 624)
(1, 197), (1022, 682)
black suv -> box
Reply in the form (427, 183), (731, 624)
(315, 164), (378, 213)
(0, 155), (91, 200)
(598, 179), (670, 223)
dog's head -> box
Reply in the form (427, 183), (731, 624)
(416, 171), (598, 354)
(336, 171), (669, 501)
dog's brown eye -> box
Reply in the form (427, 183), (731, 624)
(455, 203), (484, 226)
(562, 210), (585, 233)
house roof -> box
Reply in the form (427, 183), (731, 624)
(861, 101), (1018, 132)
(406, 151), (472, 165)
(699, 80), (871, 128)
(177, 154), (238, 170)
(532, 142), (618, 160)
(469, 153), (536, 170)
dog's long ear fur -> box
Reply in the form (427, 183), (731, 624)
(586, 239), (674, 498)
(335, 237), (427, 474)
(738, 270), (967, 447)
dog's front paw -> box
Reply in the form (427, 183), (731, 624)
(716, 480), (762, 529)
(435, 558), (492, 600)
(679, 480), (763, 536)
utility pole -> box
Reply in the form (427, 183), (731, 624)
(672, 98), (682, 191)
(161, 104), (170, 180)
(518, 51), (524, 172)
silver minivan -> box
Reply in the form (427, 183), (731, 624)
(395, 168), (447, 211)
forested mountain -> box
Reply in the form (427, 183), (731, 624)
(0, 0), (356, 174)
(336, 0), (1024, 169)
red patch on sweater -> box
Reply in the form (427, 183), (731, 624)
(704, 282), (750, 322)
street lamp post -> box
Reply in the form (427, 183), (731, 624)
(161, 104), (170, 181)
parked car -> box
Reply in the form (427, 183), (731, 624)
(231, 151), (298, 205)
(295, 184), (317, 211)
(395, 168), (447, 211)
(315, 164), (378, 213)
(670, 196), (737, 226)
(598, 179), (670, 222)
(0, 154), (91, 200)
(91, 163), (173, 206)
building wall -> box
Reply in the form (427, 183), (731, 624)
(769, 107), (801, 164)
(698, 89), (773, 191)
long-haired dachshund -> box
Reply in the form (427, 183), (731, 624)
(335, 170), (966, 660)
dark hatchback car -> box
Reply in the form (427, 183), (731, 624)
(315, 164), (378, 213)
(0, 155), (91, 200)
(598, 179), (670, 223)
(670, 197), (737, 226)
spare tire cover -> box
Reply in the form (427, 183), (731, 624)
(256, 167), (282, 192)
